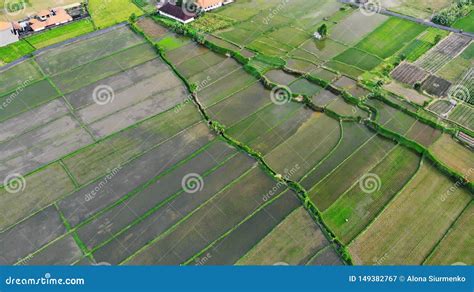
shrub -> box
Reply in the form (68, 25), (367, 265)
(414, 82), (421, 91)
(431, 1), (472, 26)
(317, 23), (328, 38)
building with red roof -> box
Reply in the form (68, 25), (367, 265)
(158, 0), (234, 23)
(29, 7), (73, 32)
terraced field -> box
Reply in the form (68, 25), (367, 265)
(0, 18), (341, 267)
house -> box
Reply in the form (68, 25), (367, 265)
(159, 3), (197, 24)
(29, 8), (73, 32)
(196, 0), (233, 12)
(158, 0), (233, 23)
(0, 22), (19, 47)
(37, 9), (51, 21)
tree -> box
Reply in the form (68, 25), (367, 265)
(317, 24), (328, 38)
(414, 82), (422, 91)
(129, 13), (137, 23)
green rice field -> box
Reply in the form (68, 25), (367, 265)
(355, 18), (426, 59)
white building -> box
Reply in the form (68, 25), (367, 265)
(159, 3), (196, 24)
(0, 22), (19, 47)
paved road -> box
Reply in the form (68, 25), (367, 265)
(339, 0), (474, 39)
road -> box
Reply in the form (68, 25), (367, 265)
(339, 0), (474, 39)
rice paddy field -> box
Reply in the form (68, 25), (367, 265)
(0, 40), (35, 64)
(355, 18), (426, 59)
(0, 1), (472, 268)
(25, 19), (96, 49)
(349, 162), (471, 265)
(380, 0), (452, 20)
(88, 0), (143, 29)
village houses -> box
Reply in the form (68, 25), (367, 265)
(158, 0), (234, 24)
